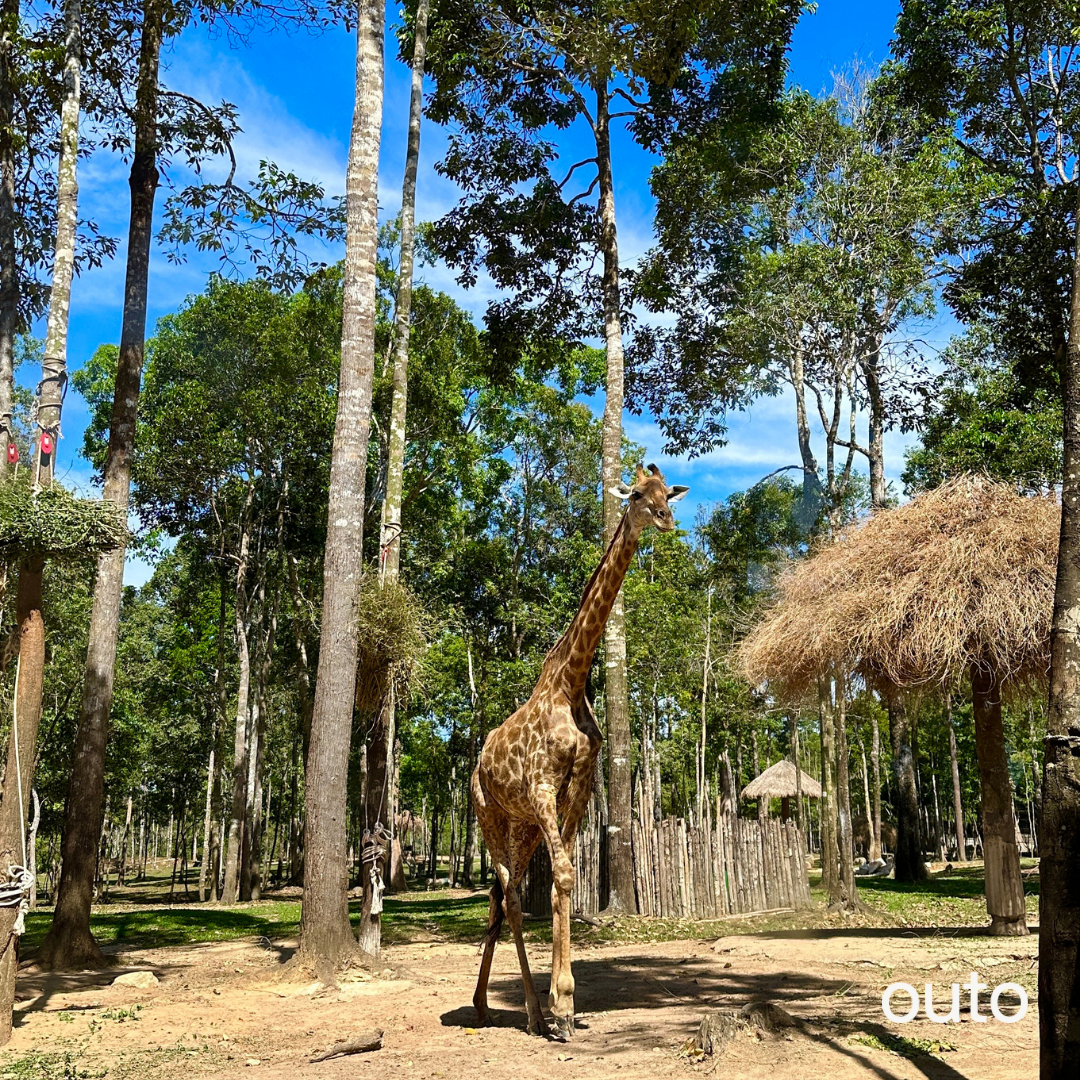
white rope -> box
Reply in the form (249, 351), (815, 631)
(0, 653), (33, 936)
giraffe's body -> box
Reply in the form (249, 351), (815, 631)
(471, 465), (688, 1039)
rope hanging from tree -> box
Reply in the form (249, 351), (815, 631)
(362, 823), (388, 916)
(0, 654), (36, 940)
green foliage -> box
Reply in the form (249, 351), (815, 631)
(903, 326), (1062, 494)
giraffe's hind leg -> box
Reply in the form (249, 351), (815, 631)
(473, 878), (504, 1025)
(503, 824), (548, 1036)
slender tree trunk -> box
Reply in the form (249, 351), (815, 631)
(594, 75), (634, 914)
(1041, 175), (1080, 1071)
(222, 533), (252, 904)
(0, 0), (19, 472)
(818, 680), (839, 902)
(298, 0), (385, 979)
(359, 0), (429, 951)
(969, 663), (1028, 936)
(38, 0), (163, 972)
(869, 710), (883, 860)
(0, 559), (45, 1044)
(34, 0), (80, 485)
(698, 588), (712, 826)
(884, 683), (926, 882)
(946, 692), (966, 862)
(862, 339), (887, 511)
(199, 716), (216, 902)
(834, 680), (857, 908)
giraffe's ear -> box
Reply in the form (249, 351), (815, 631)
(609, 482), (633, 500)
(666, 485), (689, 502)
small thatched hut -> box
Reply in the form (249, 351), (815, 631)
(741, 759), (823, 821)
(740, 476), (1056, 935)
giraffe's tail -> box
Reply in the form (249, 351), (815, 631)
(477, 878), (505, 953)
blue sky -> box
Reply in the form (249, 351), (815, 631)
(37, 1), (944, 584)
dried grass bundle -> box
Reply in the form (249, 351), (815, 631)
(740, 475), (1058, 696)
(0, 478), (128, 564)
(354, 572), (429, 714)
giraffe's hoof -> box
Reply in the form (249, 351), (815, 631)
(527, 1013), (550, 1038)
(475, 1009), (493, 1028)
(553, 1014), (574, 1041)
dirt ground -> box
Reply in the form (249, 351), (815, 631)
(11, 912), (1038, 1080)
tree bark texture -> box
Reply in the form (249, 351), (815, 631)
(1041, 173), (1080, 1079)
(834, 683), (857, 908)
(594, 75), (635, 914)
(946, 693), (966, 862)
(35, 0), (80, 485)
(38, 0), (164, 970)
(0, 0), (18, 469)
(970, 667), (1028, 937)
(818, 681), (839, 901)
(885, 684), (926, 882)
(0, 559), (45, 1045)
(299, 0), (384, 978)
(361, 0), (429, 951)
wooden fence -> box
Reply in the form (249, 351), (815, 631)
(526, 810), (811, 918)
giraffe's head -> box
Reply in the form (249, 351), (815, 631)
(609, 463), (689, 533)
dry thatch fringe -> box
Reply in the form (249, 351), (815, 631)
(739, 475), (1058, 697)
(0, 478), (128, 564)
(354, 571), (430, 714)
(740, 759), (823, 800)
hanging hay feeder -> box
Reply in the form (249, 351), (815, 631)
(0, 478), (128, 566)
(354, 572), (429, 714)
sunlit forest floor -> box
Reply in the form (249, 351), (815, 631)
(10, 860), (1039, 1080)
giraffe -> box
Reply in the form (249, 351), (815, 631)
(470, 463), (689, 1039)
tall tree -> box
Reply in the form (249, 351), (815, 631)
(360, 0), (431, 958)
(34, 0), (81, 485)
(298, 0), (385, 977)
(0, 0), (18, 469)
(890, 2), (1080, 1064)
(427, 0), (801, 913)
(38, 0), (166, 970)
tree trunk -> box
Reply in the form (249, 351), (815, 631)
(969, 664), (1027, 935)
(869, 709), (882, 861)
(884, 683), (926, 882)
(0, 560), (45, 1045)
(34, 0), (80, 486)
(946, 692), (966, 862)
(698, 588), (712, 825)
(298, 0), (384, 979)
(0, 0), (19, 472)
(818, 680), (839, 901)
(834, 681), (857, 908)
(222, 534), (252, 904)
(862, 338), (887, 510)
(37, 0), (163, 972)
(1041, 174), (1080, 1074)
(594, 75), (634, 914)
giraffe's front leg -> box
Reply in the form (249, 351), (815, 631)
(535, 791), (576, 1040)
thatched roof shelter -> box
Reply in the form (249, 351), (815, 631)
(741, 759), (822, 801)
(739, 475), (1058, 694)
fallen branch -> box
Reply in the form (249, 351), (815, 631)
(310, 1030), (384, 1062)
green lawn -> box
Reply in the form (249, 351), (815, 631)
(22, 859), (1035, 956)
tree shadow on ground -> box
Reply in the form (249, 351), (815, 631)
(440, 954), (984, 1078)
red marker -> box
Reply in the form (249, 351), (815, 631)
(40, 431), (53, 455)
(6, 443), (17, 465)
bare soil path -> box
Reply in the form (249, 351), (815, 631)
(10, 914), (1037, 1080)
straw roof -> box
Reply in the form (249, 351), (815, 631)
(741, 758), (823, 801)
(739, 475), (1058, 696)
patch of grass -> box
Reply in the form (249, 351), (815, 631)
(851, 1031), (958, 1058)
(0, 1052), (104, 1080)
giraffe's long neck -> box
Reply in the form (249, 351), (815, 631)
(546, 509), (643, 702)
